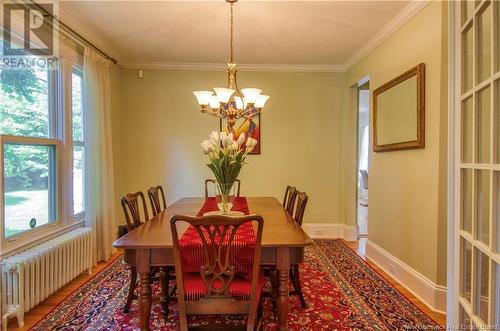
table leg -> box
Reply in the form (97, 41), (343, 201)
(136, 250), (151, 331)
(276, 247), (290, 330)
(139, 272), (151, 330)
(159, 267), (169, 316)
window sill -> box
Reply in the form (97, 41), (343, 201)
(1, 221), (86, 258)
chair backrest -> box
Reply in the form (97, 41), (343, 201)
(359, 170), (368, 190)
(120, 191), (149, 231)
(204, 179), (241, 198)
(282, 185), (292, 207)
(284, 186), (298, 215)
(170, 214), (264, 321)
(147, 185), (167, 216)
(294, 191), (308, 226)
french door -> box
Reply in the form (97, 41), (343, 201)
(453, 0), (500, 328)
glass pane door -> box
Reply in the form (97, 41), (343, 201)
(457, 0), (500, 328)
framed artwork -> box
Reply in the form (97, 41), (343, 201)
(220, 114), (261, 154)
(373, 63), (425, 152)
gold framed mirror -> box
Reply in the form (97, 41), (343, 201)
(373, 63), (425, 152)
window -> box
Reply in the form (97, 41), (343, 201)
(1, 39), (84, 247)
(72, 67), (84, 216)
(1, 57), (59, 238)
(0, 64), (51, 138)
(2, 142), (57, 237)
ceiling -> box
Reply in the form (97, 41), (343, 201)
(59, 0), (415, 68)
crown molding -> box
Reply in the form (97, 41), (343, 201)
(343, 0), (431, 71)
(120, 0), (430, 72)
(120, 61), (345, 72)
(55, 0), (429, 72)
(57, 7), (123, 64)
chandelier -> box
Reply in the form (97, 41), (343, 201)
(192, 0), (269, 132)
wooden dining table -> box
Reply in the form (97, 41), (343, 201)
(113, 196), (313, 331)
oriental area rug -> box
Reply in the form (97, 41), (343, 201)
(30, 240), (442, 330)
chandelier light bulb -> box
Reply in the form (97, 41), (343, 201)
(193, 91), (214, 106)
(240, 88), (262, 104)
(213, 87), (235, 103)
(254, 95), (270, 108)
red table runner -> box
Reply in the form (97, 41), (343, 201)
(178, 197), (256, 274)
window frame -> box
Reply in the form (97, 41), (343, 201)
(0, 46), (85, 255)
(71, 65), (85, 220)
(0, 135), (62, 244)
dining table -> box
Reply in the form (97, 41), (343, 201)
(113, 196), (313, 331)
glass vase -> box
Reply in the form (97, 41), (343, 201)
(215, 182), (235, 214)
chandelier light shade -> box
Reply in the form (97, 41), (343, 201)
(192, 0), (269, 131)
(193, 91), (214, 106)
(240, 88), (262, 104)
(255, 94), (270, 108)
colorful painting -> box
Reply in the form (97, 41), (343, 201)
(220, 114), (261, 154)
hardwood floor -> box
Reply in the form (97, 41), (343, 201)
(7, 240), (446, 330)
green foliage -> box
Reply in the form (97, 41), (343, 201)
(0, 64), (52, 191)
(0, 40), (43, 103)
(71, 72), (83, 141)
(3, 144), (49, 192)
(4, 193), (28, 206)
(0, 69), (43, 103)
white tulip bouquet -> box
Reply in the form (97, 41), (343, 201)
(201, 131), (257, 213)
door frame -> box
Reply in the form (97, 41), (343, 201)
(447, 1), (459, 326)
(349, 76), (370, 238)
(356, 80), (370, 237)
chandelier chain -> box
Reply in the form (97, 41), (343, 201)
(230, 2), (234, 63)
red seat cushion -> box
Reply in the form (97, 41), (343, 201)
(183, 271), (265, 301)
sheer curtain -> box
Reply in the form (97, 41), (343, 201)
(83, 48), (116, 265)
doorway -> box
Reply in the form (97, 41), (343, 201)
(357, 82), (370, 237)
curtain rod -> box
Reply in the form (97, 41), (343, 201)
(29, 0), (118, 64)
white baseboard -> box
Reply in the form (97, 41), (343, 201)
(303, 223), (358, 241)
(366, 240), (447, 314)
(342, 226), (358, 241)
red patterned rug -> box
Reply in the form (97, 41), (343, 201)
(30, 240), (442, 330)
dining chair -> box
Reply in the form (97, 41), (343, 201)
(120, 192), (171, 315)
(282, 185), (298, 215)
(121, 191), (149, 232)
(204, 179), (241, 198)
(289, 191), (308, 308)
(170, 214), (265, 331)
(282, 185), (292, 207)
(293, 192), (308, 226)
(147, 185), (167, 216)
